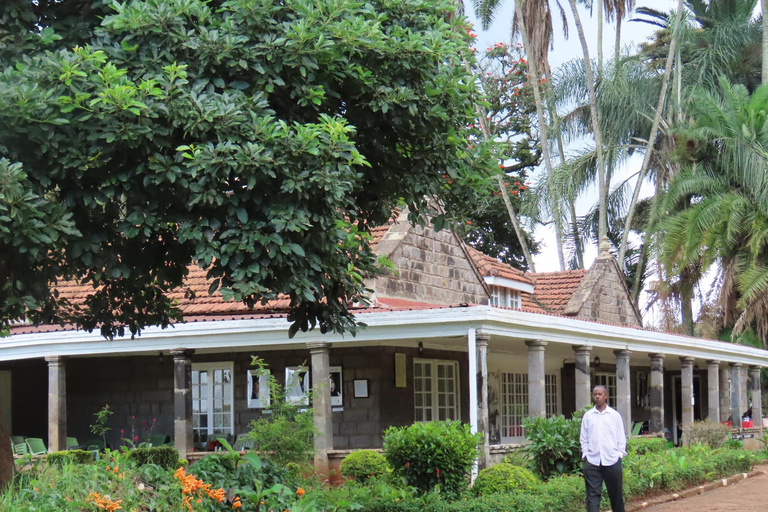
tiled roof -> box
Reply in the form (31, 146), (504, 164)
(466, 247), (532, 285)
(529, 269), (588, 314)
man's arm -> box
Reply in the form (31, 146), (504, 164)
(616, 413), (627, 456)
(580, 412), (590, 459)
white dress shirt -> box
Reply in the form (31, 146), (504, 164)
(580, 405), (627, 466)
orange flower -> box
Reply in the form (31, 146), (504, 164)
(232, 497), (243, 509)
(296, 487), (306, 497)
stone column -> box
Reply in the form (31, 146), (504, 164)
(740, 366), (749, 420)
(706, 360), (720, 422)
(680, 357), (695, 445)
(649, 354), (664, 434)
(573, 346), (592, 411)
(526, 340), (547, 418)
(750, 366), (762, 431)
(730, 363), (743, 430)
(171, 349), (194, 459)
(309, 342), (333, 475)
(719, 367), (730, 423)
(476, 332), (491, 470)
(614, 350), (632, 436)
(45, 356), (67, 453)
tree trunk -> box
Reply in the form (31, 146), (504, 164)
(495, 176), (537, 272)
(618, 0), (685, 265)
(681, 278), (695, 336)
(462, 58), (537, 272)
(568, 0), (609, 247)
(517, 8), (566, 269)
(763, 0), (768, 84)
(597, 0), (604, 78)
(0, 415), (13, 491)
(614, 15), (622, 66)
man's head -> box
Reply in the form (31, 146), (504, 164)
(593, 385), (608, 408)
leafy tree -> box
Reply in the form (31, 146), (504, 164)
(657, 78), (768, 346)
(464, 43), (540, 269)
(0, 0), (493, 338)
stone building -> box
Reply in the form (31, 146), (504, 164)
(2, 210), (767, 474)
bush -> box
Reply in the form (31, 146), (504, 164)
(523, 414), (582, 479)
(627, 436), (669, 455)
(473, 463), (539, 495)
(683, 420), (730, 448)
(383, 420), (482, 495)
(723, 439), (744, 450)
(500, 447), (530, 467)
(247, 358), (316, 464)
(46, 450), (94, 465)
(128, 446), (180, 470)
(191, 451), (286, 492)
(340, 450), (388, 483)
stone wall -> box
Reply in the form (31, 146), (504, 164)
(371, 221), (488, 306)
(564, 257), (642, 327)
(5, 345), (469, 451)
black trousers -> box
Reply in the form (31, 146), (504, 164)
(583, 459), (624, 512)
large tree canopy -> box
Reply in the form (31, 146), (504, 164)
(0, 0), (493, 338)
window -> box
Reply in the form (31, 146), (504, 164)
(594, 373), (617, 408)
(545, 374), (559, 416)
(192, 363), (234, 445)
(488, 286), (520, 309)
(500, 372), (559, 441)
(414, 359), (460, 422)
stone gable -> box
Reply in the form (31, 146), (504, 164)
(563, 256), (643, 327)
(368, 211), (489, 305)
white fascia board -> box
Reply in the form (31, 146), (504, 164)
(3, 305), (768, 367)
(483, 276), (534, 294)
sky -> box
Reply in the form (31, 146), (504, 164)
(465, 0), (678, 273)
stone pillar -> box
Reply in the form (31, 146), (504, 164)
(526, 340), (547, 418)
(45, 356), (67, 453)
(750, 366), (762, 431)
(730, 363), (743, 430)
(719, 367), (730, 423)
(573, 346), (592, 411)
(740, 366), (749, 420)
(706, 360), (720, 422)
(476, 332), (491, 470)
(649, 354), (664, 434)
(309, 342), (333, 475)
(680, 357), (694, 445)
(171, 349), (194, 459)
(614, 350), (632, 436)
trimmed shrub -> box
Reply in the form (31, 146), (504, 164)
(340, 450), (388, 483)
(128, 446), (180, 470)
(46, 450), (94, 465)
(627, 436), (668, 455)
(683, 420), (730, 448)
(473, 463), (539, 495)
(383, 420), (482, 495)
(523, 414), (582, 479)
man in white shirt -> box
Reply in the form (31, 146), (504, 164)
(580, 385), (627, 512)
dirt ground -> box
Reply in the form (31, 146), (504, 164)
(636, 464), (768, 511)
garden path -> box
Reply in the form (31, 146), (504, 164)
(639, 464), (768, 511)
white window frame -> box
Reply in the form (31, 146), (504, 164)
(488, 286), (520, 309)
(192, 362), (235, 445)
(594, 372), (617, 408)
(500, 372), (560, 443)
(413, 359), (460, 422)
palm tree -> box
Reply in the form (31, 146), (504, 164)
(473, 0), (570, 269)
(657, 78), (768, 345)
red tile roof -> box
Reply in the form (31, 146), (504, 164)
(529, 269), (588, 314)
(466, 247), (532, 285)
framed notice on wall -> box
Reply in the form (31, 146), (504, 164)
(247, 370), (270, 409)
(285, 366), (310, 405)
(395, 353), (407, 388)
(330, 366), (342, 406)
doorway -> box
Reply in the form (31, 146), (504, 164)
(0, 371), (11, 432)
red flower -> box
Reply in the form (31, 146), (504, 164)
(153, 418), (157, 423)
(134, 435), (139, 441)
(120, 429), (124, 435)
(406, 462), (410, 469)
(436, 469), (440, 477)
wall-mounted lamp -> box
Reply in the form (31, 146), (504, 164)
(593, 356), (601, 368)
(418, 341), (424, 355)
